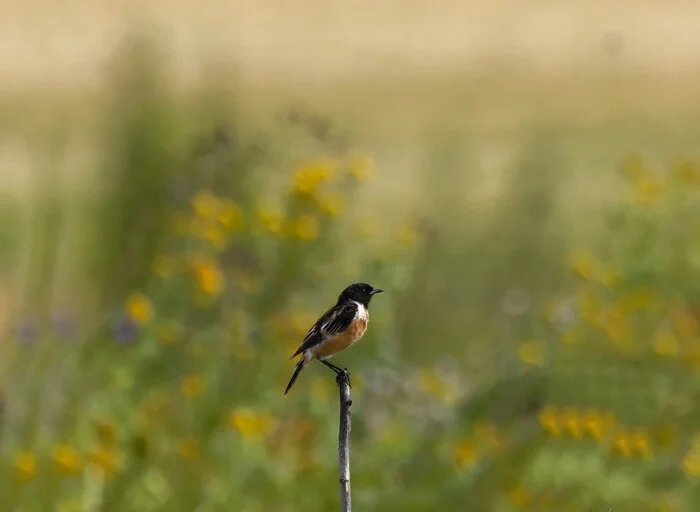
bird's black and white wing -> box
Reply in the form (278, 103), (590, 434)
(290, 302), (359, 358)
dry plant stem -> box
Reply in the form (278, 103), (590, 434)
(336, 369), (352, 512)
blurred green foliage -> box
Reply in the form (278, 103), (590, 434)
(2, 35), (700, 512)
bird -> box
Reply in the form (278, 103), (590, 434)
(284, 283), (384, 395)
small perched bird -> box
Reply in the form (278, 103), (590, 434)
(284, 283), (384, 395)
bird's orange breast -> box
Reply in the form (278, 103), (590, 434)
(312, 317), (368, 359)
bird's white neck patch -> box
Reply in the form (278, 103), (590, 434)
(352, 301), (369, 320)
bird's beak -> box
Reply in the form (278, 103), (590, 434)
(370, 288), (384, 295)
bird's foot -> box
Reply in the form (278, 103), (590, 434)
(336, 368), (351, 389)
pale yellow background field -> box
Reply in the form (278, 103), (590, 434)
(2, 1), (700, 199)
(2, 0), (700, 87)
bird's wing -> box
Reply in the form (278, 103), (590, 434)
(290, 302), (358, 358)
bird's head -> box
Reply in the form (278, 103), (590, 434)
(337, 283), (384, 307)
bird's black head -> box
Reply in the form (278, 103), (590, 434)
(337, 282), (384, 308)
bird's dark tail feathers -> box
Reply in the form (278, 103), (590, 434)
(284, 357), (306, 395)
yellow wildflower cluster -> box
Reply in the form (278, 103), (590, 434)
(257, 208), (286, 236)
(418, 368), (461, 407)
(568, 251), (620, 285)
(186, 190), (245, 250)
(53, 444), (83, 475)
(452, 438), (479, 469)
(126, 292), (154, 326)
(291, 160), (336, 196)
(181, 374), (205, 399)
(537, 406), (656, 459)
(189, 255), (224, 296)
(228, 407), (277, 440)
(348, 153), (375, 184)
(518, 341), (545, 366)
(451, 422), (505, 471)
(672, 158), (700, 184)
(89, 446), (119, 475)
(537, 406), (616, 441)
(192, 190), (244, 230)
(611, 427), (652, 458)
(683, 433), (700, 476)
(14, 451), (36, 481)
(294, 214), (319, 240)
(619, 155), (700, 206)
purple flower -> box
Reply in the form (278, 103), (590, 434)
(114, 318), (139, 343)
(52, 312), (76, 340)
(14, 319), (37, 344)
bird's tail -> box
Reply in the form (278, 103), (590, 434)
(284, 357), (307, 395)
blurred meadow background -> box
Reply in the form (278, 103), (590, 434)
(3, 1), (700, 510)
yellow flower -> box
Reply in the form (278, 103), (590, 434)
(256, 207), (285, 236)
(561, 408), (584, 439)
(507, 484), (532, 508)
(14, 452), (36, 481)
(228, 407), (276, 439)
(396, 224), (419, 246)
(348, 153), (375, 184)
(176, 438), (199, 460)
(156, 320), (182, 346)
(315, 193), (345, 217)
(601, 308), (628, 342)
(518, 341), (544, 366)
(53, 444), (82, 474)
(190, 256), (224, 296)
(537, 406), (561, 437)
(569, 251), (598, 279)
(473, 421), (505, 452)
(453, 438), (479, 469)
(89, 447), (118, 475)
(202, 223), (229, 251)
(630, 427), (651, 458)
(683, 449), (700, 477)
(583, 409), (615, 441)
(612, 429), (633, 458)
(672, 158), (700, 184)
(672, 309), (698, 338)
(292, 160), (336, 195)
(218, 199), (244, 231)
(634, 176), (663, 204)
(294, 215), (319, 240)
(192, 190), (220, 219)
(126, 293), (153, 326)
(654, 331), (679, 357)
(181, 374), (204, 399)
